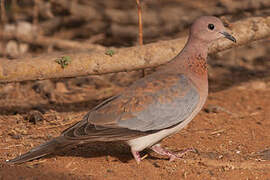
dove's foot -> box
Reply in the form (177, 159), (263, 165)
(131, 150), (141, 164)
(151, 144), (196, 161)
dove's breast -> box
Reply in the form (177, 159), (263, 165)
(127, 90), (207, 152)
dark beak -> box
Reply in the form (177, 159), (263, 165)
(220, 31), (236, 43)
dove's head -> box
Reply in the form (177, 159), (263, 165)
(190, 16), (236, 44)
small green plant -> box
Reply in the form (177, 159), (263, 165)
(105, 49), (115, 57)
(55, 56), (72, 69)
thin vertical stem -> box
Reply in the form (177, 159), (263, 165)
(1, 0), (7, 57)
(11, 0), (18, 21)
(135, 0), (145, 77)
(1, 0), (7, 24)
(136, 0), (143, 45)
(33, 0), (39, 26)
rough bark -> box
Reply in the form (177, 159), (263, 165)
(0, 16), (269, 83)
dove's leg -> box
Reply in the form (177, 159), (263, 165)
(151, 144), (195, 161)
(131, 150), (141, 164)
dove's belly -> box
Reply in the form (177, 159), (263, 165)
(127, 94), (207, 152)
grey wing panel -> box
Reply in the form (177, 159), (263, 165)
(117, 75), (200, 132)
(60, 74), (201, 140)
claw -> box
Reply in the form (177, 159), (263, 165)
(151, 144), (196, 161)
(131, 150), (141, 164)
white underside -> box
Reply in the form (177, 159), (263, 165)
(127, 106), (202, 152)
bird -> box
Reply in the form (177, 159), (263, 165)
(6, 16), (236, 164)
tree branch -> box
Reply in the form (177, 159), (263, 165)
(0, 16), (269, 83)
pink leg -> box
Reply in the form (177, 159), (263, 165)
(131, 150), (141, 164)
(151, 144), (196, 161)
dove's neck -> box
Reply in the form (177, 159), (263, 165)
(164, 36), (209, 93)
(171, 36), (209, 79)
(180, 36), (209, 59)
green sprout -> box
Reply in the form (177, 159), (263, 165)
(105, 49), (115, 57)
(55, 56), (72, 69)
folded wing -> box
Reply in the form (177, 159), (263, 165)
(62, 73), (200, 140)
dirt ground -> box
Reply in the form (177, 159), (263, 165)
(0, 0), (270, 179)
(0, 40), (269, 179)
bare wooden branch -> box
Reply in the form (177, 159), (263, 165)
(0, 16), (269, 83)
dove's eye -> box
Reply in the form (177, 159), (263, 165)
(208, 24), (215, 30)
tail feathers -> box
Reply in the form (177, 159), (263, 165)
(6, 136), (73, 164)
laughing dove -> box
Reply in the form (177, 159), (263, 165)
(7, 16), (236, 164)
